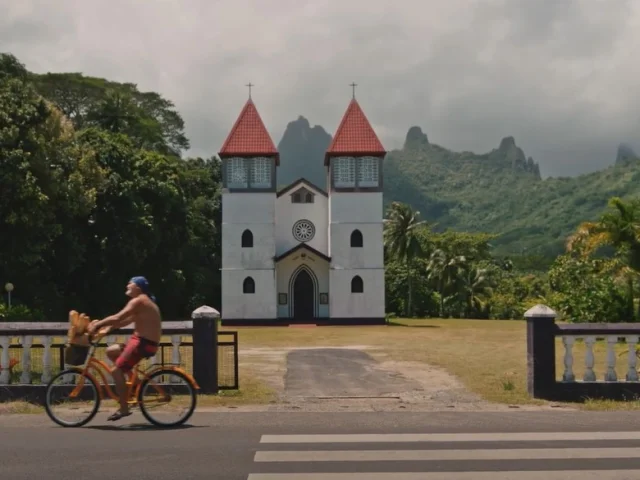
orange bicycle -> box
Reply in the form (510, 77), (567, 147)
(44, 326), (199, 428)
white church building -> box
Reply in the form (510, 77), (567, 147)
(219, 94), (386, 326)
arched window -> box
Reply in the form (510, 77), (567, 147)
(350, 229), (363, 247)
(291, 188), (314, 204)
(241, 229), (253, 248)
(243, 277), (255, 294)
(351, 275), (363, 293)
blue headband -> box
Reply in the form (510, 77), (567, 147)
(130, 276), (150, 293)
(130, 276), (156, 303)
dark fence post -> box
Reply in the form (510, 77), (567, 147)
(191, 305), (220, 394)
(525, 304), (557, 399)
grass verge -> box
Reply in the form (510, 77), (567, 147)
(5, 318), (640, 412)
(0, 371), (276, 414)
(0, 400), (43, 415)
(220, 318), (640, 410)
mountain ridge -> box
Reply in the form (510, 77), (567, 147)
(276, 116), (640, 256)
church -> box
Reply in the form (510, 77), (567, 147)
(219, 91), (386, 326)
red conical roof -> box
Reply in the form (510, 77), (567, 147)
(325, 98), (386, 165)
(219, 98), (279, 164)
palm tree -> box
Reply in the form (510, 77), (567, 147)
(427, 248), (467, 317)
(383, 202), (427, 316)
(457, 265), (495, 318)
(567, 196), (640, 319)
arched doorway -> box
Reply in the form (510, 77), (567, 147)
(291, 268), (316, 321)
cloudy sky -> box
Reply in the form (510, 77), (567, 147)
(2, 0), (638, 177)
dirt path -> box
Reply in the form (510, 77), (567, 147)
(234, 345), (574, 412)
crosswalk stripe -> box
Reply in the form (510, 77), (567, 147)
(259, 431), (640, 443)
(247, 471), (640, 480)
(254, 446), (640, 462)
(250, 431), (640, 478)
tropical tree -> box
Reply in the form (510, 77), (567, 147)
(566, 196), (640, 319)
(0, 54), (104, 314)
(456, 264), (496, 318)
(426, 248), (466, 317)
(383, 202), (428, 316)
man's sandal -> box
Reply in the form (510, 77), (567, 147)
(107, 410), (132, 421)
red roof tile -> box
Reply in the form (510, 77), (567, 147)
(325, 98), (386, 165)
(219, 99), (279, 164)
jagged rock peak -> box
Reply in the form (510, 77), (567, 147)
(498, 136), (517, 152)
(288, 115), (310, 129)
(404, 126), (429, 150)
(278, 116), (332, 147)
(497, 136), (525, 163)
(493, 136), (539, 178)
(616, 142), (637, 164)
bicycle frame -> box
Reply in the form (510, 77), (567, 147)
(67, 336), (200, 405)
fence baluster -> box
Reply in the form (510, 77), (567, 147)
(584, 336), (596, 381)
(20, 335), (33, 384)
(562, 336), (575, 382)
(627, 335), (639, 381)
(41, 336), (53, 383)
(0, 337), (10, 384)
(604, 336), (618, 381)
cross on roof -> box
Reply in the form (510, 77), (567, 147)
(246, 82), (254, 99)
(350, 82), (357, 98)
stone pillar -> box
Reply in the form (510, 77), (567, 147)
(525, 304), (557, 398)
(191, 305), (220, 394)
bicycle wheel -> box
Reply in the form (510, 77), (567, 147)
(44, 368), (101, 427)
(138, 368), (197, 427)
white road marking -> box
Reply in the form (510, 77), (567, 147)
(247, 471), (640, 480)
(254, 446), (640, 462)
(259, 431), (640, 444)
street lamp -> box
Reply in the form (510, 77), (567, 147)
(5, 283), (13, 308)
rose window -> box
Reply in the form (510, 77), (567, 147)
(292, 219), (315, 242)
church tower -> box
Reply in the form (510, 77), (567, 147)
(325, 93), (386, 323)
(219, 96), (278, 322)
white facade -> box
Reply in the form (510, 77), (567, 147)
(219, 98), (386, 324)
(275, 184), (328, 257)
(220, 174), (386, 324)
(221, 191), (277, 320)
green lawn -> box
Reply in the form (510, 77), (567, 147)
(220, 318), (640, 410)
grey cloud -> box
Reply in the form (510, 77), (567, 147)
(1, 0), (638, 177)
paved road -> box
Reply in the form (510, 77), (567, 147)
(3, 411), (640, 479)
(285, 348), (420, 397)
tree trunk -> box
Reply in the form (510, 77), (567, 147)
(405, 262), (414, 317)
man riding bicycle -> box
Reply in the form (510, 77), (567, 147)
(87, 276), (161, 421)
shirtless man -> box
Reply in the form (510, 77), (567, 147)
(87, 276), (161, 421)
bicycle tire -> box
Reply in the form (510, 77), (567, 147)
(44, 368), (101, 428)
(138, 369), (197, 427)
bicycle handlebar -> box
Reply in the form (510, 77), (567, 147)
(88, 326), (112, 344)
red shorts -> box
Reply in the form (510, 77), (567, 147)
(115, 334), (159, 372)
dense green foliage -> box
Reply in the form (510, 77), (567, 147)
(384, 130), (640, 257)
(383, 197), (640, 323)
(0, 53), (220, 320)
(3, 53), (640, 324)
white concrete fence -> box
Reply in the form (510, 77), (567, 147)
(0, 321), (194, 386)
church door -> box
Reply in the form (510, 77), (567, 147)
(293, 269), (315, 321)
